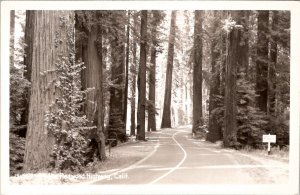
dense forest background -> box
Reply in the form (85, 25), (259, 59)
(9, 10), (290, 175)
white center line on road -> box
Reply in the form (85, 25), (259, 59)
(149, 131), (187, 185)
(82, 133), (161, 185)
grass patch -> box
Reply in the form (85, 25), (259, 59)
(239, 145), (289, 162)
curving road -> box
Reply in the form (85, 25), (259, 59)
(92, 127), (288, 185)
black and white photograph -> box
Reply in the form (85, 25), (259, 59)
(1, 1), (299, 195)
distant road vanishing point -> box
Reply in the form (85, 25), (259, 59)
(92, 127), (288, 185)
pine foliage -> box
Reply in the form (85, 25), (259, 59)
(9, 133), (25, 175)
(236, 74), (268, 148)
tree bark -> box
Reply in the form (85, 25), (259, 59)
(161, 11), (176, 129)
(223, 11), (242, 148)
(108, 11), (126, 135)
(148, 42), (157, 132)
(123, 11), (130, 127)
(256, 11), (269, 112)
(81, 21), (106, 160)
(74, 11), (84, 63)
(24, 11), (74, 171)
(192, 10), (203, 133)
(207, 11), (222, 142)
(148, 11), (160, 132)
(268, 11), (278, 116)
(137, 10), (147, 140)
(130, 12), (138, 136)
(21, 11), (34, 126)
(220, 11), (227, 96)
(95, 26), (106, 160)
(238, 11), (250, 77)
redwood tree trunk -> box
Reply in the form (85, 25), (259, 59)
(108, 11), (126, 135)
(95, 26), (106, 160)
(223, 11), (242, 148)
(21, 10), (34, 126)
(161, 11), (176, 129)
(239, 11), (250, 76)
(148, 11), (160, 132)
(123, 11), (130, 127)
(192, 10), (203, 133)
(137, 10), (147, 140)
(207, 11), (222, 142)
(130, 12), (138, 136)
(82, 23), (106, 160)
(24, 11), (74, 171)
(220, 11), (227, 96)
(148, 43), (156, 132)
(256, 11), (269, 112)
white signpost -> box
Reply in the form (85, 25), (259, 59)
(262, 134), (276, 155)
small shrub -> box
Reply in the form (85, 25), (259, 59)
(9, 133), (25, 176)
(44, 17), (94, 172)
(236, 74), (269, 148)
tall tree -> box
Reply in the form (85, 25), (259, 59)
(161, 10), (176, 128)
(207, 11), (222, 142)
(219, 11), (228, 97)
(148, 11), (162, 132)
(21, 11), (34, 126)
(239, 11), (250, 76)
(123, 11), (130, 127)
(192, 10), (203, 133)
(268, 10), (278, 115)
(137, 10), (147, 140)
(108, 11), (126, 135)
(24, 11), (75, 171)
(223, 11), (243, 147)
(130, 12), (139, 136)
(256, 11), (269, 112)
(79, 11), (106, 160)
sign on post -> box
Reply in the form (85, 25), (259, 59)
(262, 134), (276, 155)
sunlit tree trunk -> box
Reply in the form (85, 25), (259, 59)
(24, 11), (74, 171)
(123, 11), (130, 127)
(161, 11), (176, 128)
(130, 12), (138, 136)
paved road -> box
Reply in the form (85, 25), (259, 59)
(92, 127), (287, 185)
